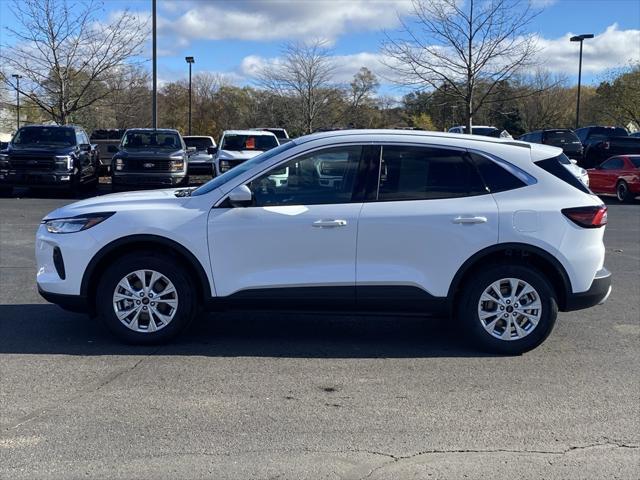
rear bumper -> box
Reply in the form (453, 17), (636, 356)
(38, 286), (90, 314)
(0, 171), (74, 187)
(563, 268), (612, 311)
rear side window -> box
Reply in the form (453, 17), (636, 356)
(535, 154), (591, 194)
(469, 152), (527, 193)
(377, 146), (486, 201)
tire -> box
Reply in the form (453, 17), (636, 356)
(96, 252), (197, 344)
(457, 264), (558, 355)
(616, 180), (633, 203)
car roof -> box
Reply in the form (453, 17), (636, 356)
(183, 135), (214, 139)
(125, 128), (180, 133)
(223, 130), (277, 136)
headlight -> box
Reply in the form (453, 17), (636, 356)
(219, 160), (231, 172)
(55, 155), (73, 170)
(169, 159), (185, 171)
(43, 212), (115, 234)
(114, 158), (124, 171)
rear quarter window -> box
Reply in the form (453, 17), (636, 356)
(469, 152), (528, 193)
(535, 154), (591, 194)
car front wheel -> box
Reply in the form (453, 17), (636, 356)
(458, 264), (558, 355)
(96, 253), (197, 344)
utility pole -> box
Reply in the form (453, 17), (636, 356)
(152, 0), (157, 129)
(570, 34), (594, 129)
(11, 74), (23, 129)
(185, 56), (195, 135)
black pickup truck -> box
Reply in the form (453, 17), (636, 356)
(110, 128), (189, 191)
(0, 125), (100, 195)
(575, 126), (640, 168)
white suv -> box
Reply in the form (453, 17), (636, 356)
(36, 130), (611, 354)
(214, 130), (279, 176)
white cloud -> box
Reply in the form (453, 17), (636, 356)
(533, 24), (640, 75)
(158, 0), (413, 45)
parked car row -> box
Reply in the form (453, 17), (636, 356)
(0, 125), (287, 195)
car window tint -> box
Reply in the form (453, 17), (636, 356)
(376, 146), (486, 201)
(630, 157), (640, 168)
(469, 152), (527, 193)
(601, 158), (624, 170)
(249, 146), (363, 206)
(535, 154), (591, 194)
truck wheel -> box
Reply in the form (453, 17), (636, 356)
(457, 264), (557, 355)
(96, 253), (197, 344)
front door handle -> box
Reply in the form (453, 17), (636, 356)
(312, 219), (347, 228)
(452, 216), (488, 224)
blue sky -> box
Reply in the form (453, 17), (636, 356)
(1, 0), (639, 95)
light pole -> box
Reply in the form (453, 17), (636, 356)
(152, 0), (157, 129)
(185, 56), (195, 135)
(11, 74), (23, 129)
(570, 33), (594, 129)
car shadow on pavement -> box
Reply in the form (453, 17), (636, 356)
(0, 304), (496, 358)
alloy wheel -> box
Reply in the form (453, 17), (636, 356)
(112, 269), (179, 333)
(477, 277), (542, 341)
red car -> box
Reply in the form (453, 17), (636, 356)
(588, 155), (640, 202)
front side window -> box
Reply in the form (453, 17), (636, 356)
(601, 158), (624, 170)
(376, 146), (486, 201)
(248, 145), (363, 206)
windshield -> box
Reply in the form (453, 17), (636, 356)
(185, 137), (214, 150)
(221, 134), (278, 151)
(122, 131), (181, 149)
(192, 141), (297, 196)
(544, 130), (580, 144)
(13, 127), (76, 146)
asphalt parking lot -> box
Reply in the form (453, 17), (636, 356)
(0, 185), (638, 480)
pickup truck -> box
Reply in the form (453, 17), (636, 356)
(90, 129), (125, 174)
(575, 126), (640, 168)
(110, 128), (189, 191)
(0, 124), (100, 195)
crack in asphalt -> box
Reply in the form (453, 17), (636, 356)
(351, 441), (640, 480)
(4, 351), (157, 431)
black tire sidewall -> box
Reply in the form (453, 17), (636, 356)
(96, 253), (196, 344)
(617, 181), (630, 203)
(459, 264), (558, 355)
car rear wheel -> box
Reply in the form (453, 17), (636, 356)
(616, 181), (633, 203)
(458, 264), (557, 355)
(96, 253), (197, 344)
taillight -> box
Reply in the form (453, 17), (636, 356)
(562, 205), (608, 228)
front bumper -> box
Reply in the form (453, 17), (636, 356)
(112, 172), (187, 187)
(0, 170), (74, 187)
(564, 268), (612, 311)
(38, 286), (90, 313)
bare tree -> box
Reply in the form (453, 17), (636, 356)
(383, 0), (539, 132)
(257, 40), (336, 134)
(1, 0), (148, 125)
(515, 69), (573, 131)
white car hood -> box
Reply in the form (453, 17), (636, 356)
(43, 189), (188, 220)
(218, 149), (263, 161)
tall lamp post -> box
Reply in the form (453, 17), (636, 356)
(185, 56), (195, 135)
(570, 33), (594, 129)
(152, 0), (157, 129)
(11, 74), (23, 129)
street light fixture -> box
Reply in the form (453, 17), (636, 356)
(570, 33), (594, 129)
(185, 56), (195, 136)
(11, 74), (23, 130)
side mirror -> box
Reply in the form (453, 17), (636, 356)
(207, 146), (218, 155)
(107, 145), (118, 153)
(227, 184), (252, 208)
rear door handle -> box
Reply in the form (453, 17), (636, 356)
(312, 219), (347, 228)
(452, 216), (488, 224)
